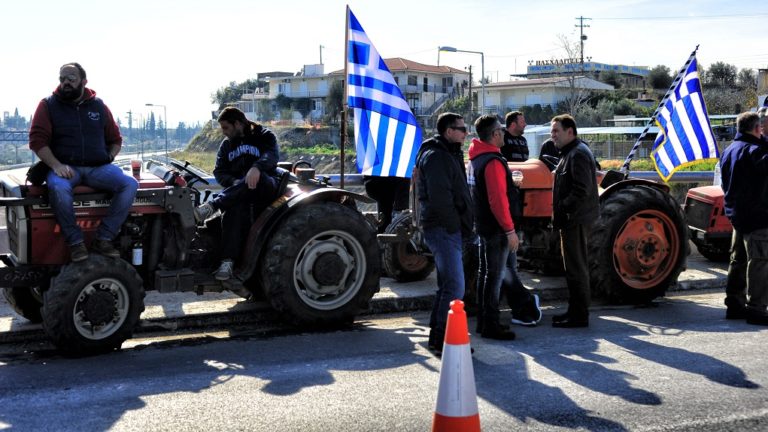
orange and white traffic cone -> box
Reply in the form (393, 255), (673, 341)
(432, 300), (480, 432)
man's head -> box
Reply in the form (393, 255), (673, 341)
(436, 112), (467, 144)
(58, 62), (87, 102)
(758, 107), (768, 137)
(217, 107), (248, 139)
(475, 115), (504, 148)
(505, 111), (526, 136)
(736, 111), (761, 138)
(550, 114), (578, 149)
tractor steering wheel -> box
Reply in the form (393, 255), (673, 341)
(170, 161), (210, 186)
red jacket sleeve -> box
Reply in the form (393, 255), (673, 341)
(28, 99), (52, 153)
(484, 159), (515, 232)
(102, 103), (122, 148)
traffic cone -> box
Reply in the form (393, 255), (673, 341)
(432, 300), (480, 432)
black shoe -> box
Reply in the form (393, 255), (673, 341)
(91, 239), (120, 258)
(428, 328), (444, 352)
(69, 242), (89, 262)
(481, 324), (516, 340)
(746, 313), (768, 326)
(511, 294), (542, 327)
(552, 312), (570, 324)
(726, 306), (747, 320)
(552, 317), (589, 328)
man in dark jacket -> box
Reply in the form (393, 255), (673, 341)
(415, 112), (473, 354)
(550, 114), (599, 328)
(501, 111), (528, 162)
(29, 62), (138, 262)
(720, 111), (768, 325)
(194, 107), (280, 281)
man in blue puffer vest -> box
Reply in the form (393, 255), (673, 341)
(29, 62), (138, 262)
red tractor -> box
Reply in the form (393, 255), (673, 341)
(382, 159), (689, 304)
(0, 159), (380, 355)
(683, 185), (732, 262)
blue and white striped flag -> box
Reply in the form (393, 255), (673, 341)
(651, 56), (718, 182)
(346, 8), (422, 178)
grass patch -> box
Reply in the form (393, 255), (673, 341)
(169, 151), (216, 173)
(599, 158), (717, 172)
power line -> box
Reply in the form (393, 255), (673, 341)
(596, 12), (768, 20)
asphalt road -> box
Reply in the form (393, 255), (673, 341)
(1, 291), (766, 432)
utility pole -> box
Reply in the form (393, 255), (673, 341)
(467, 65), (473, 117)
(320, 45), (324, 65)
(575, 16), (592, 74)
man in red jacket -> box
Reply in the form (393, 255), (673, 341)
(467, 115), (519, 340)
(29, 62), (137, 262)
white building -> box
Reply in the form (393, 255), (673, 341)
(484, 76), (614, 113)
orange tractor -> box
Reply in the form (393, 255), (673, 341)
(382, 160), (689, 304)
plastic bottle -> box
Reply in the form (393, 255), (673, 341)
(132, 241), (143, 266)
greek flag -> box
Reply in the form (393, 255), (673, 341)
(346, 8), (422, 178)
(651, 56), (718, 182)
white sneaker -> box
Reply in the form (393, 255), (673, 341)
(194, 202), (216, 223)
(215, 260), (234, 281)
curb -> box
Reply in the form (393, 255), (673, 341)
(0, 277), (725, 345)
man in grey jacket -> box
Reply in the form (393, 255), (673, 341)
(550, 114), (599, 328)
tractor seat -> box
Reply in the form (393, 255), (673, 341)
(24, 184), (102, 199)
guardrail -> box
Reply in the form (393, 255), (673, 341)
(325, 170), (716, 187)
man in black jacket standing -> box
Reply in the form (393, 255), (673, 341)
(194, 107), (280, 281)
(550, 114), (599, 328)
(720, 111), (768, 325)
(415, 112), (473, 353)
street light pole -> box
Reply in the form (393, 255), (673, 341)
(438, 46), (485, 115)
(145, 103), (168, 157)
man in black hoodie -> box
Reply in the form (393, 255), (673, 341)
(414, 112), (473, 354)
(194, 107), (280, 281)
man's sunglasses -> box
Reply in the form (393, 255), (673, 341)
(59, 74), (79, 83)
(450, 126), (467, 133)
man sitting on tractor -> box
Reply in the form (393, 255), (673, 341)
(194, 107), (281, 281)
(29, 62), (138, 262)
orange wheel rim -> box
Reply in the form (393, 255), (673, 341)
(612, 209), (680, 289)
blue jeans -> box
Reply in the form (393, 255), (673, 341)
(423, 227), (465, 332)
(477, 232), (508, 331)
(46, 164), (138, 246)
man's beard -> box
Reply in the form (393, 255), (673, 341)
(59, 82), (84, 101)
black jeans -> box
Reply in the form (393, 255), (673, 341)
(213, 174), (278, 260)
(559, 224), (592, 319)
(364, 176), (410, 233)
(726, 227), (768, 314)
(502, 251), (533, 312)
(477, 232), (508, 332)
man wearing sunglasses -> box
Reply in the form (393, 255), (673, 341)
(29, 62), (137, 262)
(414, 112), (473, 355)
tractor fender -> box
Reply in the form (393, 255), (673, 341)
(237, 188), (375, 282)
(599, 178), (670, 202)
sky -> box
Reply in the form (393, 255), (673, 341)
(2, 0), (766, 127)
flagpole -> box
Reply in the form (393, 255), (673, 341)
(620, 45), (699, 174)
(339, 5), (350, 189)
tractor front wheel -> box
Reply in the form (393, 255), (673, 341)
(42, 255), (145, 355)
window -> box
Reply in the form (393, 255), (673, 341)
(407, 75), (417, 86)
(423, 77), (428, 92)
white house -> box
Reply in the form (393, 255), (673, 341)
(484, 76), (614, 113)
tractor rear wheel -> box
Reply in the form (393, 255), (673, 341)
(382, 211), (434, 282)
(3, 284), (46, 323)
(42, 255), (145, 355)
(261, 202), (380, 325)
(589, 185), (688, 304)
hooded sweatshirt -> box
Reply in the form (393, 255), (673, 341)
(468, 138), (515, 235)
